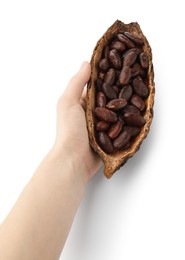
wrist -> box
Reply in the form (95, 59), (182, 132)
(48, 145), (88, 186)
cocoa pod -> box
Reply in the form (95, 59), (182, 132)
(86, 20), (155, 178)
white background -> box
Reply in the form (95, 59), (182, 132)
(0, 0), (185, 259)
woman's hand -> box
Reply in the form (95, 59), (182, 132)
(53, 61), (102, 181)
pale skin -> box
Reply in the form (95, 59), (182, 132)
(0, 62), (102, 260)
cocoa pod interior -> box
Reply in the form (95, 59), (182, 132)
(86, 20), (155, 179)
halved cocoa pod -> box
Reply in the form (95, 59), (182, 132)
(86, 20), (155, 179)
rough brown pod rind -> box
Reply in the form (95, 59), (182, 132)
(86, 20), (155, 179)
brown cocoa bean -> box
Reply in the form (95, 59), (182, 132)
(102, 82), (117, 100)
(119, 85), (133, 100)
(139, 52), (149, 69)
(123, 112), (146, 127)
(115, 70), (121, 79)
(112, 85), (119, 94)
(96, 92), (106, 107)
(108, 49), (122, 69)
(108, 121), (123, 139)
(94, 107), (117, 122)
(132, 76), (149, 98)
(96, 121), (110, 131)
(124, 32), (144, 46)
(96, 79), (103, 91)
(119, 66), (131, 85)
(118, 114), (125, 123)
(123, 126), (141, 138)
(113, 130), (131, 150)
(131, 63), (146, 77)
(123, 105), (140, 115)
(99, 72), (105, 80)
(123, 49), (138, 67)
(104, 68), (116, 85)
(117, 33), (135, 48)
(99, 58), (110, 71)
(130, 94), (146, 111)
(122, 141), (130, 150)
(110, 41), (126, 53)
(106, 98), (127, 111)
(98, 132), (114, 154)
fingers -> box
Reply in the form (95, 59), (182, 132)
(62, 61), (91, 104)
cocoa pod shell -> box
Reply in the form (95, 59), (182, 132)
(86, 20), (155, 179)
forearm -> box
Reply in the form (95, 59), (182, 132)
(0, 149), (87, 260)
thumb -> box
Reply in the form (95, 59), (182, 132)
(63, 61), (91, 104)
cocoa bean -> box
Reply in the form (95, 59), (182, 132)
(102, 82), (117, 100)
(98, 132), (114, 154)
(123, 105), (141, 115)
(96, 79), (103, 91)
(124, 32), (144, 46)
(130, 94), (146, 111)
(104, 68), (116, 85)
(108, 121), (123, 139)
(119, 85), (133, 100)
(96, 121), (110, 131)
(106, 98), (127, 111)
(96, 92), (106, 107)
(117, 33), (135, 48)
(123, 112), (146, 127)
(112, 85), (119, 94)
(99, 58), (110, 71)
(108, 49), (122, 69)
(94, 107), (117, 122)
(123, 126), (141, 137)
(110, 41), (126, 53)
(123, 49), (138, 67)
(139, 52), (149, 69)
(132, 76), (149, 98)
(131, 63), (146, 77)
(113, 130), (131, 149)
(119, 66), (131, 85)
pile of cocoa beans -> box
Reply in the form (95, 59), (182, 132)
(94, 31), (149, 154)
